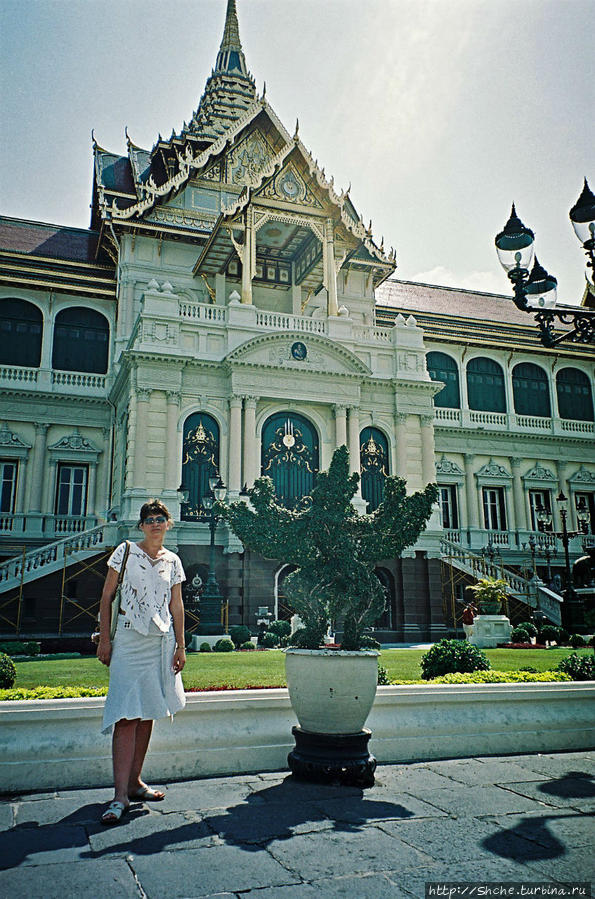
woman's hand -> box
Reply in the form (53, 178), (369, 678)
(172, 645), (186, 674)
(97, 639), (112, 666)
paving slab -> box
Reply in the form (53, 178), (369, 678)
(425, 757), (552, 785)
(149, 777), (265, 813)
(130, 844), (300, 898)
(252, 872), (413, 897)
(0, 823), (90, 869)
(203, 799), (335, 844)
(523, 847), (595, 882)
(266, 825), (435, 881)
(486, 808), (595, 850)
(0, 802), (14, 831)
(372, 764), (460, 791)
(394, 858), (559, 896)
(502, 775), (595, 811)
(313, 792), (447, 826)
(499, 752), (595, 778)
(13, 797), (109, 827)
(0, 858), (141, 899)
(87, 809), (219, 857)
(410, 783), (550, 817)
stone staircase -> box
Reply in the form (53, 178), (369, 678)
(440, 537), (563, 626)
(0, 523), (116, 594)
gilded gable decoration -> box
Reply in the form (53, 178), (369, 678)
(227, 130), (274, 184)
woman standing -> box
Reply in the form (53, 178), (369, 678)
(97, 500), (186, 825)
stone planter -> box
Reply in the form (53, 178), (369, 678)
(470, 614), (512, 648)
(284, 648), (380, 785)
(284, 648), (379, 734)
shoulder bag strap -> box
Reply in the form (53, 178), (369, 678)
(116, 540), (131, 587)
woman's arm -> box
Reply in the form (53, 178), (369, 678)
(169, 582), (186, 673)
(96, 567), (119, 666)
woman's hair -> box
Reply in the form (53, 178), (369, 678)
(137, 499), (172, 527)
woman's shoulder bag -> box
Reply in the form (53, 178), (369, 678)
(91, 540), (131, 644)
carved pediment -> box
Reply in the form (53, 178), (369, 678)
(523, 464), (556, 482)
(0, 422), (30, 450)
(436, 456), (464, 477)
(226, 129), (275, 185)
(568, 466), (595, 485)
(226, 333), (370, 376)
(475, 459), (512, 481)
(257, 159), (323, 209)
(48, 430), (101, 460)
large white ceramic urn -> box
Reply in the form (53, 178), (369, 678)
(285, 648), (380, 735)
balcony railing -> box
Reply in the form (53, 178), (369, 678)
(434, 406), (593, 436)
(0, 514), (99, 539)
(0, 365), (109, 396)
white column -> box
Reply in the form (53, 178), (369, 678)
(347, 406), (360, 476)
(334, 404), (347, 449)
(228, 396), (243, 493)
(134, 389), (151, 489)
(511, 457), (524, 532)
(420, 414), (436, 486)
(30, 422), (49, 512)
(325, 218), (339, 316)
(395, 412), (408, 480)
(15, 457), (28, 514)
(464, 453), (479, 528)
(243, 396), (257, 487)
(87, 464), (97, 517)
(241, 211), (253, 305)
(166, 392), (181, 491)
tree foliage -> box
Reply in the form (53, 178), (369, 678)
(221, 446), (437, 650)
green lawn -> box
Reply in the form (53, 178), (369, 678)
(11, 646), (592, 691)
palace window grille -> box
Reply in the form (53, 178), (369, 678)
(467, 357), (506, 413)
(55, 464), (88, 517)
(0, 298), (42, 367)
(482, 486), (507, 531)
(52, 307), (109, 374)
(574, 491), (595, 534)
(512, 362), (551, 418)
(427, 352), (460, 408)
(360, 427), (389, 512)
(0, 460), (18, 514)
(438, 484), (459, 530)
(181, 413), (220, 521)
(261, 412), (319, 510)
(556, 368), (594, 422)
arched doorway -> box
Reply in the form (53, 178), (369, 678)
(274, 563), (298, 621)
(360, 427), (390, 512)
(181, 413), (220, 520)
(261, 412), (319, 509)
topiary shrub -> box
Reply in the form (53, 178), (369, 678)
(0, 652), (17, 688)
(360, 635), (381, 649)
(260, 631), (280, 648)
(556, 652), (594, 681)
(199, 642), (212, 652)
(539, 624), (559, 644)
(229, 625), (251, 648)
(511, 626), (531, 643)
(377, 664), (390, 685)
(214, 638), (235, 652)
(240, 641), (256, 651)
(556, 627), (570, 645)
(518, 622), (538, 638)
(268, 620), (291, 639)
(420, 639), (491, 680)
(569, 633), (586, 648)
(288, 627), (307, 647)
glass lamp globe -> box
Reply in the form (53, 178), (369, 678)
(524, 258), (558, 309)
(495, 204), (535, 272)
(569, 179), (595, 245)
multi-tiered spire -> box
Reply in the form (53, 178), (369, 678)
(188, 0), (256, 141)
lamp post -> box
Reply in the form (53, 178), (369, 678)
(536, 493), (590, 631)
(198, 475), (227, 636)
(494, 180), (595, 347)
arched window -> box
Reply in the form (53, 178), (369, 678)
(52, 307), (109, 374)
(467, 357), (506, 413)
(181, 413), (220, 520)
(261, 412), (319, 509)
(512, 362), (551, 417)
(427, 352), (460, 408)
(0, 298), (42, 367)
(556, 368), (594, 422)
(360, 427), (390, 512)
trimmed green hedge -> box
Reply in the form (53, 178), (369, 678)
(0, 686), (107, 700)
(430, 670), (571, 684)
(0, 641), (40, 656)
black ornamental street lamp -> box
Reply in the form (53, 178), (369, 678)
(536, 492), (590, 630)
(523, 533), (558, 584)
(198, 475), (227, 635)
(495, 180), (595, 347)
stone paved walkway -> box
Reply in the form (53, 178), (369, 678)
(0, 751), (593, 897)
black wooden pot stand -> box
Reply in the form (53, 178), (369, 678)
(288, 726), (376, 787)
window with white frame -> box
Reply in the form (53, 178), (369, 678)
(0, 460), (18, 514)
(55, 464), (88, 516)
(438, 484), (459, 530)
(482, 486), (507, 531)
(528, 489), (552, 532)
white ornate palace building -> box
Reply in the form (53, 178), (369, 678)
(0, 0), (593, 641)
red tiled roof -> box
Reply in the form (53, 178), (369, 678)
(0, 217), (100, 263)
(376, 279), (534, 326)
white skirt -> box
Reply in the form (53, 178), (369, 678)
(102, 618), (186, 735)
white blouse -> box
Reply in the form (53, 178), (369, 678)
(108, 541), (185, 636)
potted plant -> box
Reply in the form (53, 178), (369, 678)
(220, 445), (437, 784)
(468, 576), (508, 615)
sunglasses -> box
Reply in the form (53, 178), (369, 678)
(143, 516), (167, 525)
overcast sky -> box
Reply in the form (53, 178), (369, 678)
(1, 0), (593, 303)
